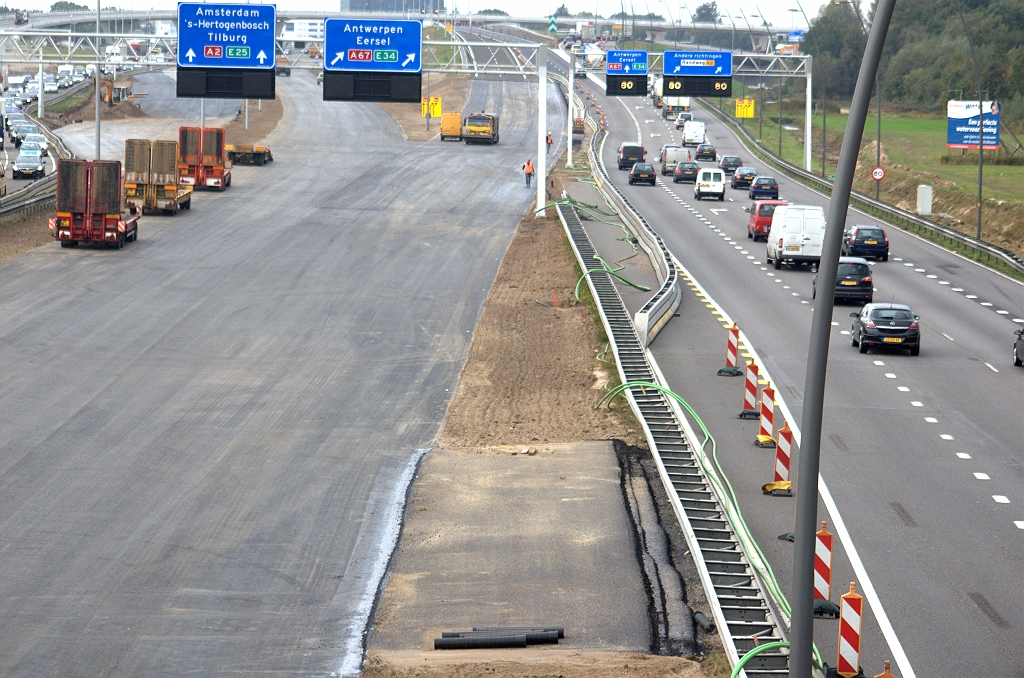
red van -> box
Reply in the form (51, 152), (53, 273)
(746, 199), (788, 241)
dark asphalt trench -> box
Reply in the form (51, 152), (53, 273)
(0, 72), (561, 676)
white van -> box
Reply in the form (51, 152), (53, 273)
(765, 205), (825, 269)
(661, 147), (688, 175)
(682, 120), (706, 146)
(694, 168), (725, 201)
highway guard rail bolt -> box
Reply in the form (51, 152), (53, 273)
(739, 361), (760, 418)
(762, 423), (793, 496)
(717, 324), (743, 376)
(755, 384), (777, 448)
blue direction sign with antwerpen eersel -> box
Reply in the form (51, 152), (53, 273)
(324, 18), (422, 73)
(663, 50), (732, 77)
(177, 2), (277, 70)
(605, 50), (648, 75)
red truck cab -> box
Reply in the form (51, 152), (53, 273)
(746, 199), (788, 242)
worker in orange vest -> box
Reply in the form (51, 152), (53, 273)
(546, 132), (552, 153)
(523, 158), (534, 187)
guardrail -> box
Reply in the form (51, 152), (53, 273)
(586, 129), (680, 345)
(0, 97), (77, 221)
(698, 98), (1024, 278)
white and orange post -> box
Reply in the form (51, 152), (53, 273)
(814, 521), (834, 602)
(837, 583), (864, 678)
(725, 324), (739, 368)
(741, 361), (759, 417)
(756, 383), (776, 447)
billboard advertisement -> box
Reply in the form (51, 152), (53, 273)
(947, 100), (1001, 150)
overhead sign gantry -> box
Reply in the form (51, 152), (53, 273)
(322, 18), (423, 102)
(605, 50), (648, 96)
(663, 50), (732, 97)
(176, 1), (277, 99)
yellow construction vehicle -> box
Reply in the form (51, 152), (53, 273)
(225, 144), (273, 166)
(463, 113), (499, 145)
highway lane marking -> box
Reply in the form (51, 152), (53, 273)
(884, 373), (897, 378)
(925, 417), (938, 423)
(965, 294), (978, 298)
(952, 287), (964, 291)
(980, 302), (993, 307)
(993, 495), (1010, 503)
(996, 310), (1009, 314)
(957, 453), (972, 459)
(942, 332), (955, 341)
(873, 360), (885, 365)
(898, 386), (910, 392)
(974, 473), (991, 480)
(1015, 521), (1024, 529)
(911, 401), (923, 406)
(940, 434), (954, 440)
(673, 260), (919, 678)
(984, 363), (999, 372)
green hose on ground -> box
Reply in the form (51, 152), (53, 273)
(598, 381), (822, 668)
(730, 642), (791, 678)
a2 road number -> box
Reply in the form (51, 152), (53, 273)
(620, 80), (634, 90)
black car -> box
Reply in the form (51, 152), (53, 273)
(842, 224), (889, 261)
(850, 303), (920, 356)
(673, 161), (699, 183)
(813, 257), (873, 304)
(12, 153), (45, 179)
(718, 155), (742, 174)
(1014, 328), (1023, 366)
(694, 144), (716, 161)
(628, 163), (656, 186)
(731, 166), (757, 188)
(12, 123), (38, 147)
(618, 143), (646, 169)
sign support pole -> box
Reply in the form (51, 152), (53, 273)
(245, 99), (249, 130)
(566, 50), (574, 169)
(200, 98), (205, 129)
(94, 0), (100, 160)
(804, 54), (812, 171)
(536, 44), (547, 217)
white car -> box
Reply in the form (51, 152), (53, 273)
(765, 205), (825, 269)
(694, 168), (725, 201)
(43, 82), (58, 93)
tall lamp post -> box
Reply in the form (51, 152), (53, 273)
(794, 0), (827, 177)
(835, 0), (881, 198)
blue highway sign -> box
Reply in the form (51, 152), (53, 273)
(605, 50), (648, 75)
(177, 2), (277, 70)
(324, 19), (423, 73)
(663, 50), (732, 77)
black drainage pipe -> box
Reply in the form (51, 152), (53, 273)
(434, 634), (527, 650)
(693, 611), (717, 634)
(442, 630), (559, 644)
(472, 626), (565, 639)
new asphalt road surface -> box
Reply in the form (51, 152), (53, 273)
(1, 72), (564, 676)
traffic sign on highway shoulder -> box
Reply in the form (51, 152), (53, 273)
(177, 2), (276, 70)
(664, 50), (732, 77)
(871, 166), (886, 181)
(605, 50), (648, 75)
(324, 19), (422, 73)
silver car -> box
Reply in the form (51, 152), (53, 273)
(21, 133), (48, 155)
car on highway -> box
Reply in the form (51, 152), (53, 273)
(19, 141), (44, 158)
(673, 161), (699, 183)
(813, 257), (873, 304)
(674, 112), (693, 128)
(43, 81), (58, 94)
(21, 133), (48, 155)
(745, 199), (787, 240)
(766, 204), (824, 268)
(57, 76), (73, 88)
(842, 224), (889, 261)
(617, 142), (646, 169)
(6, 112), (26, 132)
(657, 142), (681, 163)
(731, 166), (757, 188)
(660, 147), (687, 175)
(1014, 329), (1024, 366)
(72, 72), (85, 83)
(694, 143), (716, 161)
(694, 168), (725, 201)
(850, 303), (920, 355)
(748, 176), (780, 199)
(718, 155), (742, 174)
(628, 163), (657, 185)
(12, 151), (46, 179)
(13, 123), (38, 147)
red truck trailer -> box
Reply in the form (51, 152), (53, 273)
(178, 126), (232, 191)
(50, 159), (140, 249)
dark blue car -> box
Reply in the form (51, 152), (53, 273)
(842, 224), (889, 261)
(748, 176), (779, 199)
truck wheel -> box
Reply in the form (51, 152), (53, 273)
(226, 175), (232, 187)
(60, 240), (76, 248)
(184, 199), (191, 210)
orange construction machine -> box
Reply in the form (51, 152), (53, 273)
(177, 126), (233, 191)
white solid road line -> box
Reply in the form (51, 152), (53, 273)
(671, 255), (917, 678)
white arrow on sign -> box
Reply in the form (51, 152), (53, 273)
(185, 48), (196, 63)
(402, 53), (415, 67)
(715, 66), (722, 73)
(673, 65), (680, 73)
(331, 52), (345, 65)
(257, 50), (267, 64)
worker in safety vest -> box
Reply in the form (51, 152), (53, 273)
(522, 158), (534, 187)
(546, 132), (552, 153)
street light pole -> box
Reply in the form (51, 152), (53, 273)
(789, 1), (896, 676)
(953, 0), (985, 241)
(94, 0), (101, 160)
(794, 0), (826, 177)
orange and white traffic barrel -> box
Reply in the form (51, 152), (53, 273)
(739, 361), (759, 418)
(837, 583), (864, 678)
(774, 423), (793, 482)
(725, 324), (739, 368)
(756, 383), (776, 447)
(815, 520), (834, 601)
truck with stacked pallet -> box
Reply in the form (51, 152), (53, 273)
(178, 126), (232, 191)
(123, 139), (193, 215)
(225, 144), (273, 165)
(462, 113), (499, 145)
(49, 159), (139, 249)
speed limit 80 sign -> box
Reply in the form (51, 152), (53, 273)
(871, 166), (886, 181)
(606, 74), (648, 97)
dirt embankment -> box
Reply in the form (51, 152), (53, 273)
(0, 211), (52, 266)
(377, 73), (472, 142)
(41, 77), (150, 129)
(221, 95), (284, 147)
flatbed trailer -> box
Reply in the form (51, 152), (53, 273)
(178, 126), (233, 191)
(50, 158), (139, 249)
(124, 139), (194, 214)
(225, 144), (273, 166)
